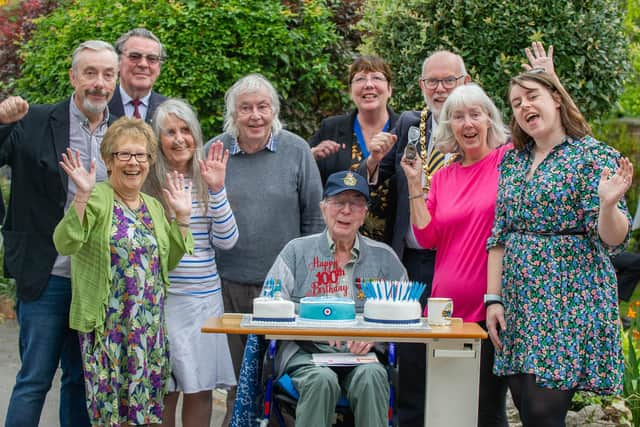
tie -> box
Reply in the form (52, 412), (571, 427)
(427, 149), (445, 175)
(131, 99), (142, 119)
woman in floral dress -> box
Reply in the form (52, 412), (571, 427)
(486, 67), (633, 426)
(53, 117), (194, 426)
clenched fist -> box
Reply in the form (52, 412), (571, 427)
(0, 96), (29, 124)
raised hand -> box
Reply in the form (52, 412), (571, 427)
(199, 141), (228, 193)
(59, 148), (96, 198)
(599, 157), (633, 206)
(523, 42), (556, 77)
(367, 132), (397, 164)
(400, 150), (423, 187)
(311, 139), (343, 160)
(163, 171), (192, 220)
(0, 96), (29, 124)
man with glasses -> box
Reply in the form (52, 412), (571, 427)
(109, 28), (167, 122)
(359, 50), (471, 425)
(0, 40), (118, 427)
(263, 170), (407, 427)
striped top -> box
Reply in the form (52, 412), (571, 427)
(168, 185), (238, 296)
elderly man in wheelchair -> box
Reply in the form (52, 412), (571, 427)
(261, 171), (408, 427)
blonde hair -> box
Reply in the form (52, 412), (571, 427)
(100, 117), (158, 169)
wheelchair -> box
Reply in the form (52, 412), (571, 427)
(259, 340), (399, 427)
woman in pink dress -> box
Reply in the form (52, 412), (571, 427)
(400, 83), (511, 426)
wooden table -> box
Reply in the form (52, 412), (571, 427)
(202, 313), (487, 427)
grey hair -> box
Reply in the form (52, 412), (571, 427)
(114, 28), (166, 60)
(434, 83), (509, 159)
(71, 40), (118, 73)
(145, 99), (209, 215)
(421, 50), (467, 78)
(223, 73), (282, 138)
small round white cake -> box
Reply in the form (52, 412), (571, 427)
(363, 299), (422, 324)
(253, 297), (295, 322)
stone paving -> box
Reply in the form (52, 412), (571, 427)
(0, 319), (226, 426)
(1, 317), (632, 426)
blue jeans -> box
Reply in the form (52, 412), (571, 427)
(5, 275), (89, 427)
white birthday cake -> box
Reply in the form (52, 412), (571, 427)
(362, 281), (426, 324)
(252, 279), (295, 322)
(299, 296), (356, 322)
(252, 297), (295, 322)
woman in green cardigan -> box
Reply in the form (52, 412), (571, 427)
(53, 117), (194, 427)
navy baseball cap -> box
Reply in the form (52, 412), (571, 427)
(323, 171), (370, 201)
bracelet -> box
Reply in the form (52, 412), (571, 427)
(176, 221), (190, 228)
(485, 300), (504, 309)
(409, 194), (423, 200)
(74, 198), (89, 204)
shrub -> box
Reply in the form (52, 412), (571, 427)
(362, 0), (630, 119)
(0, 0), (59, 99)
(12, 0), (352, 139)
(592, 118), (640, 250)
(618, 0), (640, 117)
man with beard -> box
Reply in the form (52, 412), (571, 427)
(108, 28), (167, 122)
(0, 40), (118, 427)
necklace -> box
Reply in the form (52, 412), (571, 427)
(113, 188), (141, 211)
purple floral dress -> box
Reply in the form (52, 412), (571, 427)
(79, 201), (168, 426)
(487, 135), (629, 394)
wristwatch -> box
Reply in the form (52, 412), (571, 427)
(484, 294), (503, 308)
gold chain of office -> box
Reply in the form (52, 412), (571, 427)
(419, 105), (435, 191)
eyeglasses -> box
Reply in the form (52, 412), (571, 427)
(326, 197), (368, 211)
(123, 51), (163, 65)
(237, 103), (272, 116)
(112, 152), (150, 162)
(420, 75), (465, 89)
(351, 75), (388, 86)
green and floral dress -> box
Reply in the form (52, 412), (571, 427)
(79, 200), (169, 426)
(487, 135), (629, 393)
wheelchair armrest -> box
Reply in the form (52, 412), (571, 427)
(261, 339), (278, 386)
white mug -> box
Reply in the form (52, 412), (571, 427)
(428, 297), (453, 326)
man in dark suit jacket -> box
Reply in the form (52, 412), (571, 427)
(108, 28), (167, 122)
(359, 51), (480, 426)
(0, 40), (118, 427)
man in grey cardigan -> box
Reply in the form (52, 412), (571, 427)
(205, 73), (323, 422)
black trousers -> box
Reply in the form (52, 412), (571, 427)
(396, 248), (435, 426)
(612, 252), (640, 302)
(396, 249), (508, 427)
